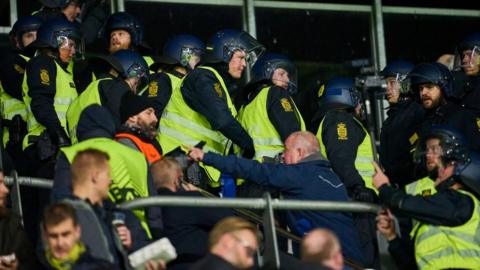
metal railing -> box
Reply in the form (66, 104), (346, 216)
(4, 171), (384, 269)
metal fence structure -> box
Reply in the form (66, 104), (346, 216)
(4, 172), (383, 269)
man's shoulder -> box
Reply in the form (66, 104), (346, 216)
(190, 253), (238, 270)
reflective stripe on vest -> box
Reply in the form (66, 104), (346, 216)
(115, 132), (162, 164)
(61, 137), (152, 238)
(238, 86), (306, 159)
(158, 66), (237, 187)
(414, 190), (480, 270)
(66, 78), (111, 144)
(316, 113), (377, 192)
(22, 59), (78, 150)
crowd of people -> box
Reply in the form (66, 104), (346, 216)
(1, 0), (480, 269)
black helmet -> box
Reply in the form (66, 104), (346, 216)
(150, 34), (204, 71)
(9, 15), (44, 49)
(454, 151), (480, 197)
(454, 33), (480, 72)
(407, 62), (454, 99)
(414, 125), (469, 166)
(318, 77), (360, 112)
(104, 12), (146, 48)
(249, 52), (298, 94)
(38, 0), (83, 9)
(380, 60), (414, 78)
(28, 17), (82, 52)
(110, 49), (148, 79)
(203, 29), (264, 65)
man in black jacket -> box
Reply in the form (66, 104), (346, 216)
(379, 60), (425, 187)
(151, 158), (233, 269)
(374, 127), (480, 270)
(409, 62), (480, 152)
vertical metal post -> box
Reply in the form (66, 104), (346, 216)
(9, 0), (18, 28)
(370, 0), (388, 136)
(262, 193), (280, 269)
(243, 0), (257, 38)
(10, 170), (24, 226)
(115, 0), (125, 12)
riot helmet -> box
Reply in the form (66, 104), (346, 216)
(10, 15), (43, 49)
(203, 29), (264, 66)
(150, 34), (204, 71)
(28, 17), (83, 59)
(104, 12), (147, 52)
(250, 53), (298, 94)
(318, 77), (360, 112)
(454, 33), (480, 76)
(407, 62), (454, 100)
(381, 60), (414, 102)
(454, 151), (480, 197)
(414, 126), (469, 167)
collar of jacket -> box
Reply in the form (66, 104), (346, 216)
(299, 151), (328, 164)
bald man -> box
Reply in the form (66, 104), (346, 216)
(301, 229), (344, 270)
(189, 131), (365, 266)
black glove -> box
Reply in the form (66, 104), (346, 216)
(8, 115), (27, 145)
(352, 186), (376, 203)
(242, 146), (255, 159)
(49, 128), (71, 147)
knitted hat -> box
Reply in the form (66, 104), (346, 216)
(119, 91), (154, 124)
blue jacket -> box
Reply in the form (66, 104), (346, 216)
(203, 152), (365, 265)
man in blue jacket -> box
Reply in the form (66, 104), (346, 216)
(188, 131), (365, 266)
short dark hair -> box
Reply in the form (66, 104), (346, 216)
(43, 202), (78, 230)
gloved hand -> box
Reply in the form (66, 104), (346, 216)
(352, 186), (376, 203)
(242, 146), (255, 159)
(50, 128), (71, 147)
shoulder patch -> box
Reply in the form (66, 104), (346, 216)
(213, 83), (223, 98)
(317, 84), (325, 97)
(337, 122), (348, 140)
(13, 64), (24, 74)
(476, 118), (480, 131)
(421, 189), (432, 197)
(40, 69), (50, 85)
(280, 98), (293, 112)
(409, 132), (419, 145)
(148, 81), (158, 97)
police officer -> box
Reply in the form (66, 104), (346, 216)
(34, 0), (83, 22)
(408, 62), (480, 153)
(158, 29), (264, 190)
(22, 17), (81, 174)
(452, 33), (480, 115)
(375, 127), (480, 270)
(238, 52), (306, 161)
(67, 49), (149, 144)
(0, 15), (42, 174)
(104, 12), (154, 67)
(314, 77), (378, 267)
(379, 60), (425, 187)
(144, 34), (204, 118)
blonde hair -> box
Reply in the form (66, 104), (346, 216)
(208, 217), (257, 249)
(71, 149), (110, 186)
(150, 157), (183, 189)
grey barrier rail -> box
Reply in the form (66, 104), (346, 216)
(120, 195), (381, 269)
(4, 172), (384, 269)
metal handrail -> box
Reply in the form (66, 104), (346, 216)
(4, 176), (54, 189)
(120, 196), (381, 213)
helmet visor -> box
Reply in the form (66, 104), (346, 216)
(270, 61), (298, 94)
(180, 47), (203, 68)
(454, 45), (480, 72)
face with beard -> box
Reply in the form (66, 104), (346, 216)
(109, 30), (132, 54)
(129, 108), (158, 139)
(418, 83), (443, 110)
